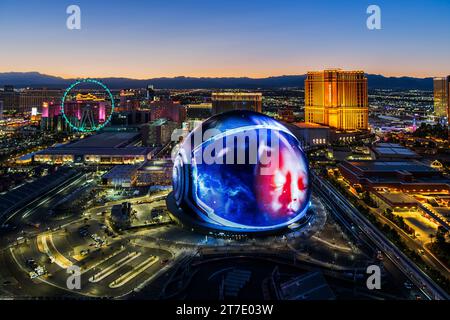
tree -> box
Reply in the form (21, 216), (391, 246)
(435, 226), (448, 245)
(428, 234), (435, 243)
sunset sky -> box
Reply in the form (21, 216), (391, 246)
(1, 0), (449, 79)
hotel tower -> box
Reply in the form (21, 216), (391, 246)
(305, 69), (368, 131)
(211, 92), (262, 116)
(433, 76), (450, 119)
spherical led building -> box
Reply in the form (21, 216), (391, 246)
(169, 110), (312, 236)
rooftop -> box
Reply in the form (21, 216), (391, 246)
(138, 159), (173, 172)
(372, 143), (419, 158)
(187, 103), (212, 109)
(67, 132), (140, 148)
(376, 192), (418, 205)
(35, 147), (150, 156)
(35, 132), (149, 156)
(346, 160), (437, 173)
(292, 122), (329, 129)
(103, 165), (141, 180)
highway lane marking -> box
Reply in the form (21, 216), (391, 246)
(89, 251), (141, 283)
(311, 235), (353, 252)
(36, 234), (45, 253)
(39, 234), (73, 269)
(108, 256), (159, 288)
(46, 234), (74, 268)
(80, 247), (126, 275)
(114, 251), (188, 299)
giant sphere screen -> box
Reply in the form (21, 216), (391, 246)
(173, 110), (311, 232)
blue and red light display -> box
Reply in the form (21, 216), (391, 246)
(172, 110), (311, 233)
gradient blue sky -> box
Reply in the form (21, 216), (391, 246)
(1, 0), (449, 78)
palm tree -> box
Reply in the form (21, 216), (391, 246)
(428, 234), (435, 244)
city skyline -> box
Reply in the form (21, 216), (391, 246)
(0, 0), (449, 306)
(1, 0), (450, 79)
(0, 70), (443, 80)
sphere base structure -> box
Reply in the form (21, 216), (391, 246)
(166, 192), (315, 238)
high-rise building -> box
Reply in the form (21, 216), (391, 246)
(0, 100), (3, 119)
(433, 76), (450, 119)
(305, 69), (368, 131)
(211, 92), (262, 115)
(141, 118), (179, 147)
(150, 100), (186, 124)
(41, 94), (110, 132)
(0, 87), (62, 114)
(0, 85), (20, 113)
(19, 88), (62, 113)
(147, 85), (155, 101)
(41, 101), (71, 132)
(118, 90), (141, 112)
(186, 103), (212, 119)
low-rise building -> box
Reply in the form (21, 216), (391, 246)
(110, 202), (132, 229)
(34, 132), (151, 165)
(286, 122), (330, 149)
(339, 160), (450, 193)
(102, 165), (140, 187)
(135, 159), (173, 186)
(370, 143), (421, 160)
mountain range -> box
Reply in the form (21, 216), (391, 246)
(0, 72), (434, 90)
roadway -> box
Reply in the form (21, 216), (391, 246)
(1, 171), (87, 227)
(367, 207), (450, 278)
(312, 170), (449, 300)
(4, 217), (173, 298)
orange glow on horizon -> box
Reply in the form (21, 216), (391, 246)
(0, 66), (439, 80)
